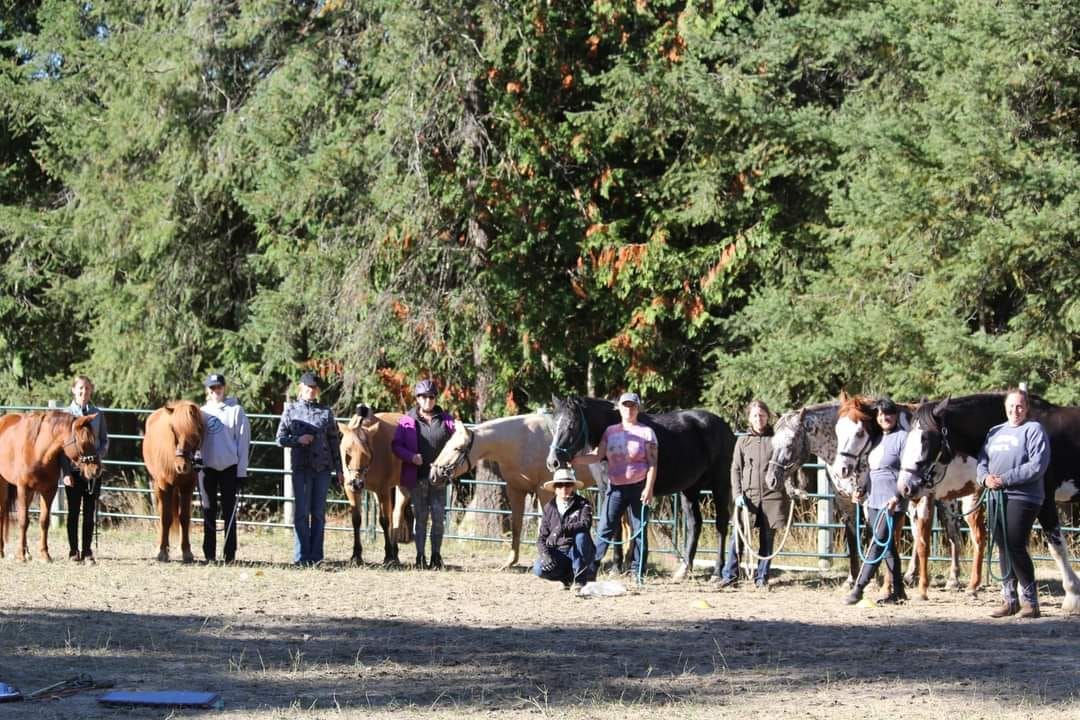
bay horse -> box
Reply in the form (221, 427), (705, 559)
(832, 392), (986, 600)
(142, 401), (205, 562)
(0, 411), (102, 561)
(338, 411), (412, 566)
(897, 392), (1080, 614)
(431, 411), (603, 569)
(545, 396), (735, 580)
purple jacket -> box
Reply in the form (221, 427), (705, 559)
(392, 408), (455, 489)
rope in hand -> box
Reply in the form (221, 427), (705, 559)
(854, 502), (895, 564)
(731, 499), (798, 573)
(985, 487), (1012, 582)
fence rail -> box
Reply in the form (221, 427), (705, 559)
(2, 404), (1076, 569)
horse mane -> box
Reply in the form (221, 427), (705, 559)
(838, 393), (873, 424)
(166, 401), (205, 442)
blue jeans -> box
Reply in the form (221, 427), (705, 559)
(722, 507), (774, 584)
(533, 531), (596, 584)
(594, 482), (648, 575)
(292, 468), (330, 564)
(411, 476), (446, 560)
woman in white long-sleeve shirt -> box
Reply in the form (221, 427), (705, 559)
(199, 373), (250, 563)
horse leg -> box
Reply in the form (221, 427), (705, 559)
(939, 500), (963, 591)
(379, 489), (399, 567)
(1039, 499), (1080, 614)
(38, 489), (55, 562)
(16, 485), (32, 561)
(840, 506), (859, 588)
(903, 501), (921, 587)
(673, 491), (702, 581)
(913, 507), (931, 601)
(155, 485), (170, 562)
(501, 485), (525, 570)
(349, 492), (363, 566)
(965, 497), (985, 597)
(179, 484), (195, 563)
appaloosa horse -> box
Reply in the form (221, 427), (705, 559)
(545, 396), (735, 580)
(338, 411), (412, 566)
(0, 411), (102, 561)
(143, 401), (205, 562)
(431, 411), (604, 569)
(897, 393), (1080, 614)
(832, 392), (985, 600)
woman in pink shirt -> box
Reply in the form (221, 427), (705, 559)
(573, 392), (657, 577)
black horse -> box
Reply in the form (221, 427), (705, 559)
(545, 395), (735, 580)
(898, 392), (1080, 614)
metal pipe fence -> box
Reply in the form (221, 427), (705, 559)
(2, 404), (1076, 568)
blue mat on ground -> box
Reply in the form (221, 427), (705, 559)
(97, 690), (222, 708)
(0, 682), (22, 703)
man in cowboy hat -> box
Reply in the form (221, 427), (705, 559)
(534, 467), (596, 587)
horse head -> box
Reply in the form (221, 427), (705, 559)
(768, 409), (808, 499)
(830, 391), (876, 496)
(166, 401), (205, 476)
(431, 425), (474, 485)
(898, 398), (952, 498)
(339, 415), (376, 491)
(64, 414), (102, 480)
(546, 395), (588, 471)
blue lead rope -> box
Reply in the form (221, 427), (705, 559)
(854, 503), (895, 564)
(600, 503), (649, 586)
(985, 488), (1012, 583)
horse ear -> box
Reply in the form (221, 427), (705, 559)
(361, 417), (381, 434)
(933, 397), (950, 418)
(74, 414), (97, 427)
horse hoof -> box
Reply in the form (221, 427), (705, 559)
(1061, 594), (1080, 615)
(919, 592), (929, 602)
(967, 589), (980, 600)
(182, 553), (195, 564)
(903, 575), (916, 588)
(672, 563), (689, 581)
(350, 557), (363, 567)
(155, 551), (169, 562)
(944, 579), (960, 591)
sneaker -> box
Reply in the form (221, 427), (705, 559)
(69, 551), (81, 562)
(716, 576), (738, 589)
(415, 554), (427, 570)
(876, 592), (905, 605)
(755, 581), (770, 592)
(429, 554), (444, 570)
(990, 601), (1020, 618)
(81, 552), (96, 566)
(1018, 602), (1041, 619)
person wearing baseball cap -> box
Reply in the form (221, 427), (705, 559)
(275, 370), (343, 566)
(392, 378), (456, 569)
(572, 391), (657, 578)
(534, 467), (595, 586)
(198, 373), (250, 563)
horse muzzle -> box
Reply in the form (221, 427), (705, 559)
(79, 457), (102, 479)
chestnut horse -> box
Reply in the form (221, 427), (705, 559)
(0, 411), (102, 561)
(143, 401), (205, 562)
(0, 413), (21, 554)
(338, 411), (412, 566)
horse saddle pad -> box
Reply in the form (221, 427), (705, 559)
(97, 690), (222, 708)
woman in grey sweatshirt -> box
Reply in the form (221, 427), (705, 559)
(977, 389), (1050, 619)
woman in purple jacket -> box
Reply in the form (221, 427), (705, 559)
(392, 379), (455, 569)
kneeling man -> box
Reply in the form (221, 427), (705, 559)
(535, 468), (596, 586)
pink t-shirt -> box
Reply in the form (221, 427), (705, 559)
(602, 423), (657, 485)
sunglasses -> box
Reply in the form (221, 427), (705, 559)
(553, 482), (575, 488)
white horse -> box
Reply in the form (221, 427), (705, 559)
(431, 412), (600, 569)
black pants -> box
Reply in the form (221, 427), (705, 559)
(990, 497), (1040, 603)
(856, 507), (902, 592)
(65, 475), (99, 558)
(201, 465), (239, 562)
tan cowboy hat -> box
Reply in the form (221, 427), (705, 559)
(542, 467), (584, 490)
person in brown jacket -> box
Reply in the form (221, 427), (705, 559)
(534, 468), (595, 587)
(717, 400), (789, 589)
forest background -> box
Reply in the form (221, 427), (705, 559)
(2, 0), (1078, 425)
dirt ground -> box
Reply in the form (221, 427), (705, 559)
(1, 525), (1077, 720)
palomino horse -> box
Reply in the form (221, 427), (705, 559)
(338, 411), (412, 566)
(832, 392), (985, 600)
(898, 393), (1080, 614)
(143, 401), (205, 562)
(430, 411), (600, 569)
(545, 396), (735, 580)
(0, 411), (102, 561)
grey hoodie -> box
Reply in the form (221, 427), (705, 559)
(200, 397), (251, 477)
(977, 420), (1050, 506)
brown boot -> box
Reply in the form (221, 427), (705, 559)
(990, 601), (1019, 618)
(1018, 602), (1040, 619)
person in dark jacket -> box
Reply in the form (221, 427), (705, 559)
(535, 467), (595, 586)
(978, 388), (1050, 619)
(844, 397), (908, 605)
(718, 399), (788, 589)
(392, 379), (456, 569)
(276, 372), (342, 566)
(61, 375), (109, 564)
